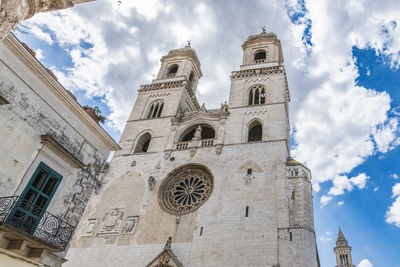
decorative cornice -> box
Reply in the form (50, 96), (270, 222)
(2, 34), (120, 151)
(231, 65), (290, 102)
(41, 135), (85, 168)
(139, 80), (186, 92)
(278, 225), (315, 233)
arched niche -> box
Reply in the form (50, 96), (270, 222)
(179, 124), (216, 142)
(248, 120), (262, 142)
(134, 132), (152, 153)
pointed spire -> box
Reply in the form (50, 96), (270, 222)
(336, 227), (349, 247)
(164, 236), (172, 249)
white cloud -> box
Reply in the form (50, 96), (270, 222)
(373, 118), (400, 153)
(386, 183), (400, 227)
(328, 173), (369, 196)
(30, 26), (53, 45)
(290, 0), (400, 196)
(320, 195), (332, 206)
(358, 259), (373, 267)
(34, 48), (44, 60)
(374, 187), (379, 192)
(391, 173), (399, 179)
(350, 173), (369, 189)
(338, 201), (344, 206)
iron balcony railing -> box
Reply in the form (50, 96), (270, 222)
(0, 196), (75, 251)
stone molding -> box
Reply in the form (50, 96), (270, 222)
(2, 34), (120, 151)
(231, 65), (290, 101)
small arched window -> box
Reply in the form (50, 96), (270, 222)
(254, 50), (266, 63)
(248, 120), (262, 142)
(134, 132), (151, 153)
(166, 64), (178, 78)
(248, 85), (266, 105)
(147, 101), (164, 119)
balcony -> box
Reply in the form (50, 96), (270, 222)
(175, 138), (216, 150)
(0, 196), (75, 251)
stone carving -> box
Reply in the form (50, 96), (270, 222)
(158, 164), (214, 215)
(131, 160), (136, 167)
(200, 103), (207, 112)
(243, 174), (255, 185)
(148, 176), (156, 191)
(171, 111), (183, 123)
(189, 147), (197, 157)
(215, 145), (223, 154)
(220, 101), (229, 115)
(164, 150), (171, 160)
(192, 126), (202, 140)
(82, 219), (97, 236)
(98, 208), (124, 234)
(122, 216), (138, 234)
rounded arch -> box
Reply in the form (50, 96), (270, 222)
(189, 71), (195, 81)
(166, 64), (179, 77)
(254, 49), (266, 62)
(179, 123), (216, 142)
(247, 84), (266, 105)
(247, 119), (263, 142)
(158, 163), (214, 215)
(134, 132), (152, 153)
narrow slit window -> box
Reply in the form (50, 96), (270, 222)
(290, 232), (292, 241)
(248, 89), (253, 105)
(200, 226), (203, 236)
(245, 206), (249, 217)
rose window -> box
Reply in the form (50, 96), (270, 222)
(158, 164), (213, 215)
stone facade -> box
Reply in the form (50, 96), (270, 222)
(0, 34), (119, 266)
(65, 31), (320, 266)
(0, 0), (94, 40)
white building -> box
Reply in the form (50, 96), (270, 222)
(0, 34), (120, 266)
(65, 31), (320, 267)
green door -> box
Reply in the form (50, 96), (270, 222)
(8, 162), (62, 234)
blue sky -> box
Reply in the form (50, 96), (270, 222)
(14, 0), (400, 266)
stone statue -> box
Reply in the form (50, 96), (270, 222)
(148, 176), (156, 191)
(193, 126), (202, 140)
(221, 101), (229, 114)
(200, 103), (207, 112)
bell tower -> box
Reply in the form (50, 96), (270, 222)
(334, 228), (355, 267)
(228, 29), (290, 151)
(116, 44), (202, 155)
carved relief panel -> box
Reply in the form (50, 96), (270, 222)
(122, 216), (139, 234)
(98, 208), (124, 235)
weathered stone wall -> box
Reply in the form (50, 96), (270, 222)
(0, 35), (116, 266)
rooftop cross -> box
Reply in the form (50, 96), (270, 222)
(186, 40), (191, 46)
(261, 26), (266, 33)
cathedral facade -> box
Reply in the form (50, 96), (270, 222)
(65, 31), (320, 267)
